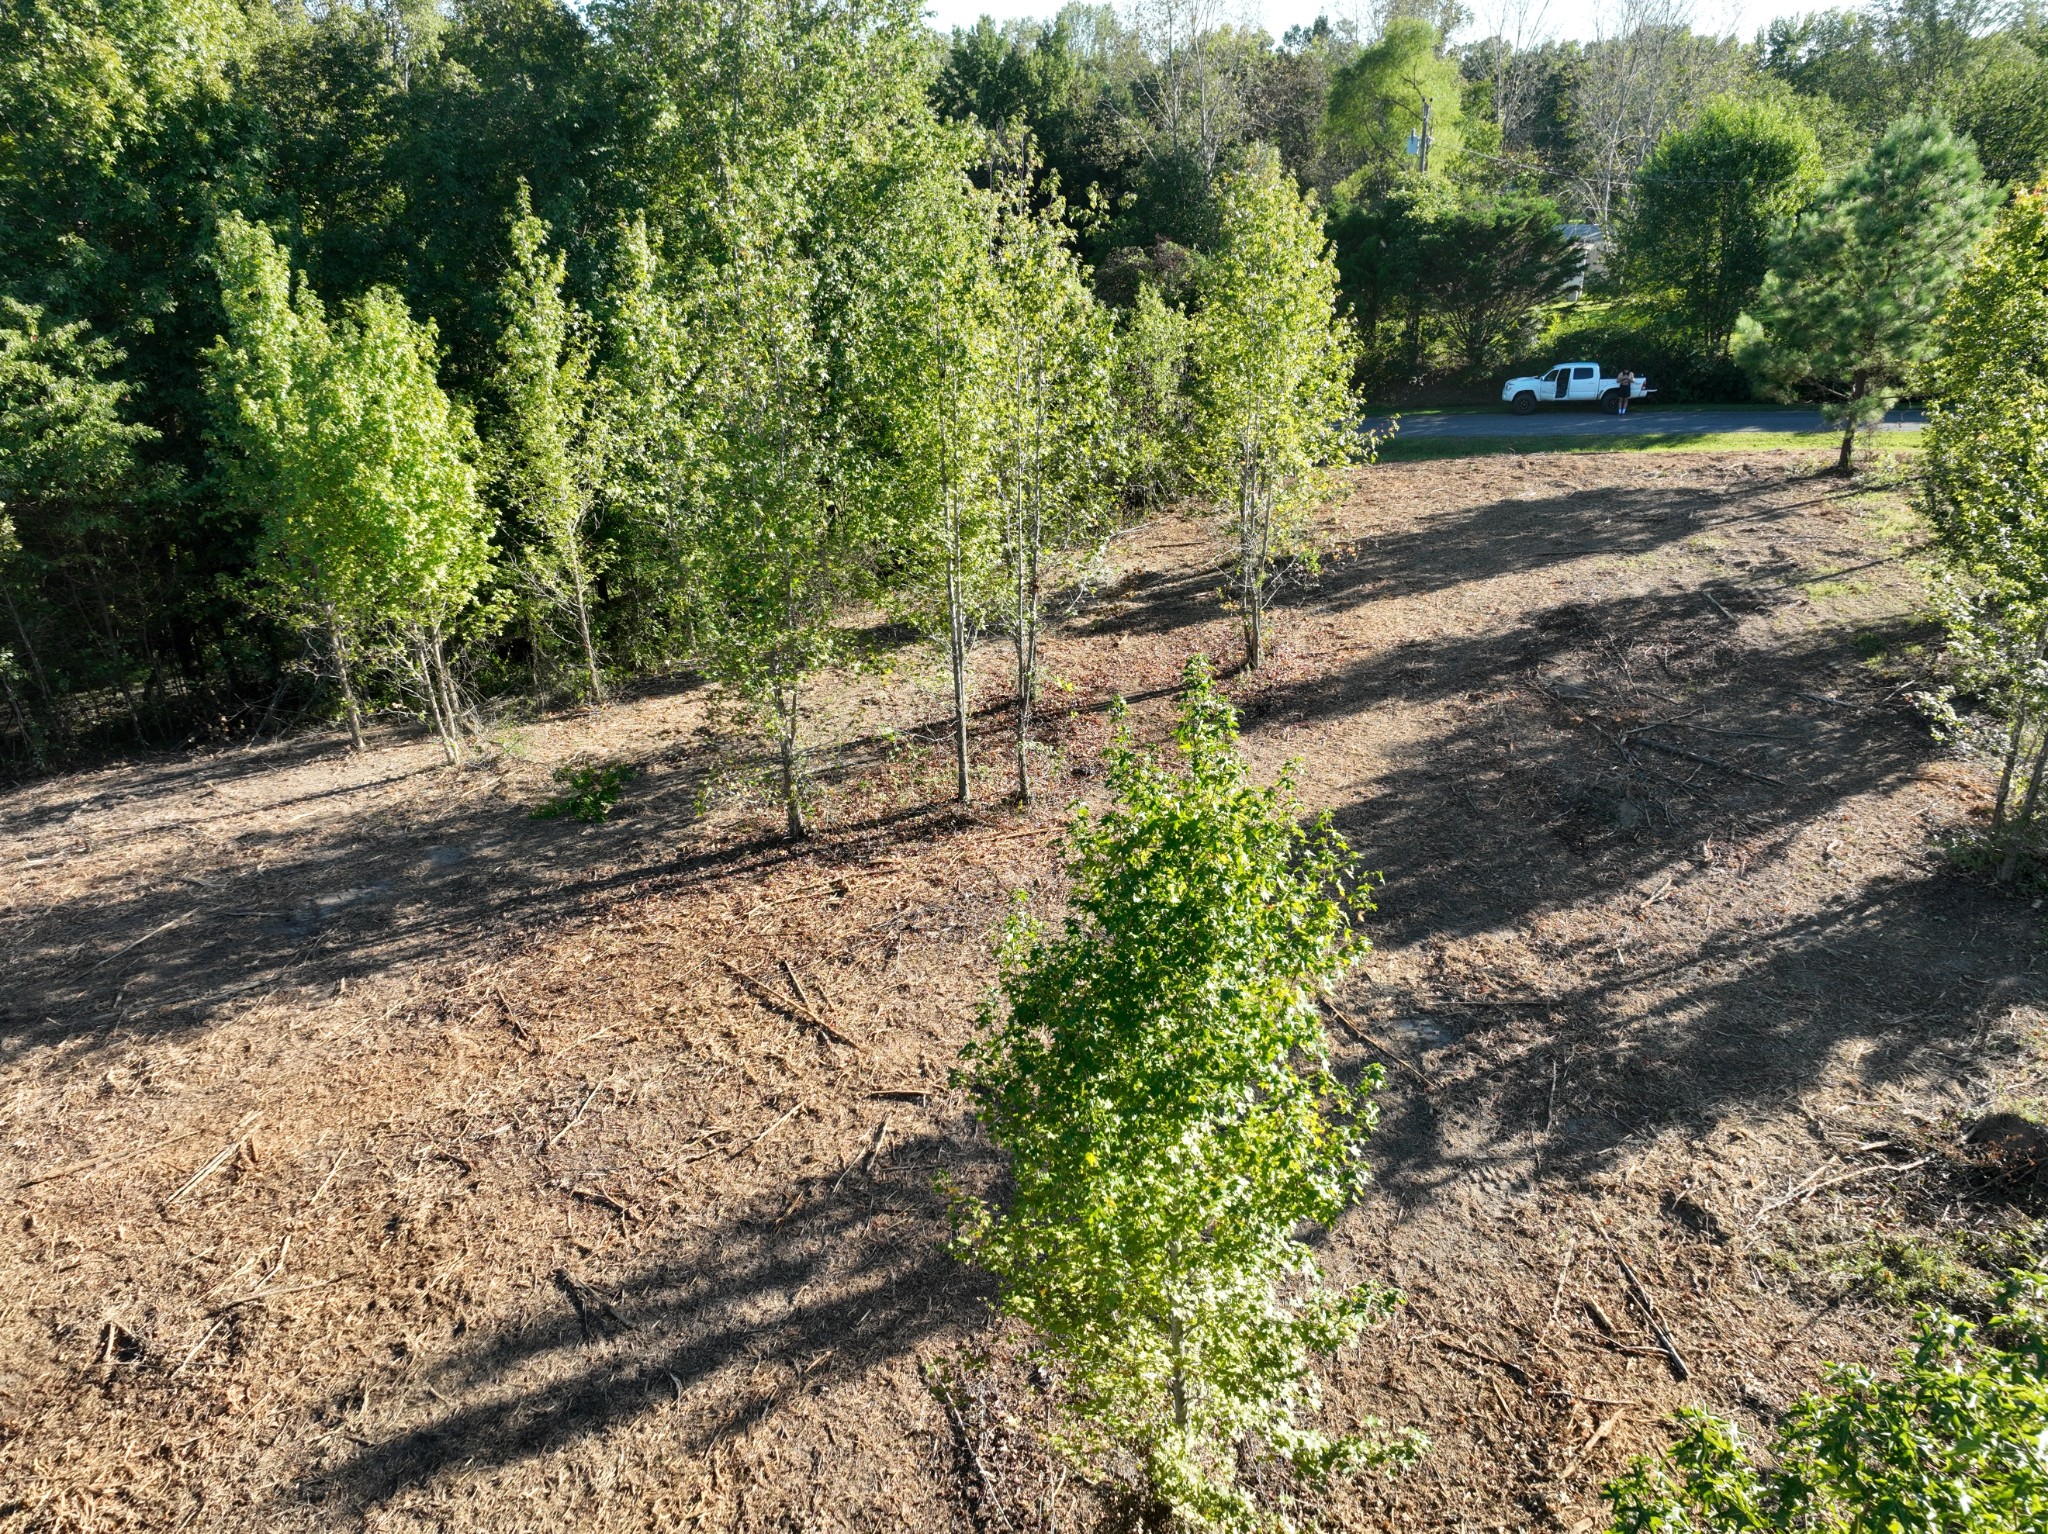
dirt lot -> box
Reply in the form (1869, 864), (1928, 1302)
(4, 448), (2044, 1534)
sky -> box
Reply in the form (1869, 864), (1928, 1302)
(918, 0), (1811, 45)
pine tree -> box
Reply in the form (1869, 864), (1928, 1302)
(1734, 114), (1997, 473)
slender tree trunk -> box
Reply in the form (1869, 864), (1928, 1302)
(327, 619), (365, 752)
(1998, 723), (2048, 882)
(1238, 441), (1268, 671)
(1993, 711), (2028, 831)
(431, 627), (467, 765)
(1167, 1309), (1189, 1433)
(1836, 421), (1856, 474)
(1995, 624), (2048, 829)
(1013, 550), (1033, 807)
(415, 634), (456, 764)
(779, 681), (806, 840)
(566, 535), (605, 707)
(85, 560), (144, 741)
(2, 586), (53, 711)
(947, 523), (972, 805)
(0, 661), (39, 764)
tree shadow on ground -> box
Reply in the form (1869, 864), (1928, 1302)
(1103, 473), (1861, 644)
(1236, 584), (2037, 1212)
(0, 739), (1005, 1065)
(295, 1128), (987, 1516)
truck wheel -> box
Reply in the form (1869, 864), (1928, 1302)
(1510, 390), (1537, 416)
(1602, 390), (1622, 413)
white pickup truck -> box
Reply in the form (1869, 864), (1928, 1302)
(1501, 362), (1652, 414)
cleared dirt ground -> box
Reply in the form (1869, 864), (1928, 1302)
(3, 448), (2044, 1534)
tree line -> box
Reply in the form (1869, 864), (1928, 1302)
(0, 0), (1355, 795)
(4, 0), (2047, 781)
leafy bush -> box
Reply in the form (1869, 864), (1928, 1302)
(954, 657), (1423, 1529)
(530, 760), (636, 823)
(1606, 1273), (2048, 1534)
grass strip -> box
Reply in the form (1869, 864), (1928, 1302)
(1376, 429), (1924, 462)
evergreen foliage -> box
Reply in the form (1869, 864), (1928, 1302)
(1622, 94), (1824, 357)
(1734, 114), (1997, 471)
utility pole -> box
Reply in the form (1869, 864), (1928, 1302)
(1418, 96), (1432, 176)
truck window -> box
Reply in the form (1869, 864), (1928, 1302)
(1541, 369), (1559, 383)
(1572, 366), (1595, 380)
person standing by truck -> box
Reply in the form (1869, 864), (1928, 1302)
(1615, 368), (1634, 415)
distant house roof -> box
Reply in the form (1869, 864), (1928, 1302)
(1557, 223), (1606, 243)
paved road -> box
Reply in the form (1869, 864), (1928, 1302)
(1371, 405), (1927, 439)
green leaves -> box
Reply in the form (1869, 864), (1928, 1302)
(1921, 186), (2048, 868)
(958, 657), (1423, 1528)
(1188, 145), (1360, 670)
(495, 187), (609, 705)
(205, 215), (489, 756)
(1604, 1275), (2048, 1534)
(1734, 114), (1997, 469)
(1623, 95), (1824, 358)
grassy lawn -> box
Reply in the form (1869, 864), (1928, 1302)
(1376, 428), (1926, 462)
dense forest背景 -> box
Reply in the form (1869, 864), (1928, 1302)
(7, 0), (2048, 783)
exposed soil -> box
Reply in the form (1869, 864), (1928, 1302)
(4, 448), (2044, 1534)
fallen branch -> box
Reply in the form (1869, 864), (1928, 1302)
(210, 1276), (338, 1316)
(722, 960), (862, 1049)
(15, 1126), (204, 1191)
(729, 1102), (803, 1160)
(1555, 1412), (1624, 1481)
(545, 1085), (602, 1151)
(86, 908), (199, 974)
(552, 1268), (629, 1341)
(165, 1114), (262, 1206)
(1630, 733), (1784, 786)
(943, 1396), (1016, 1533)
(1435, 1335), (1531, 1388)
(1619, 710), (1702, 744)
(1321, 1000), (1430, 1090)
(1613, 1255), (1689, 1383)
(1751, 1155), (1932, 1222)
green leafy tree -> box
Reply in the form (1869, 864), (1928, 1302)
(206, 215), (490, 760)
(0, 300), (158, 746)
(1623, 95), (1824, 358)
(686, 236), (851, 839)
(867, 151), (1008, 805)
(1112, 278), (1198, 510)
(594, 213), (705, 674)
(1922, 186), (2048, 879)
(986, 150), (1117, 805)
(1326, 19), (1465, 190)
(495, 186), (609, 707)
(1734, 114), (1997, 473)
(957, 658), (1423, 1527)
(1414, 191), (1584, 377)
(1605, 1274), (2048, 1533)
(1188, 144), (1360, 671)
(206, 214), (367, 745)
(318, 286), (493, 763)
